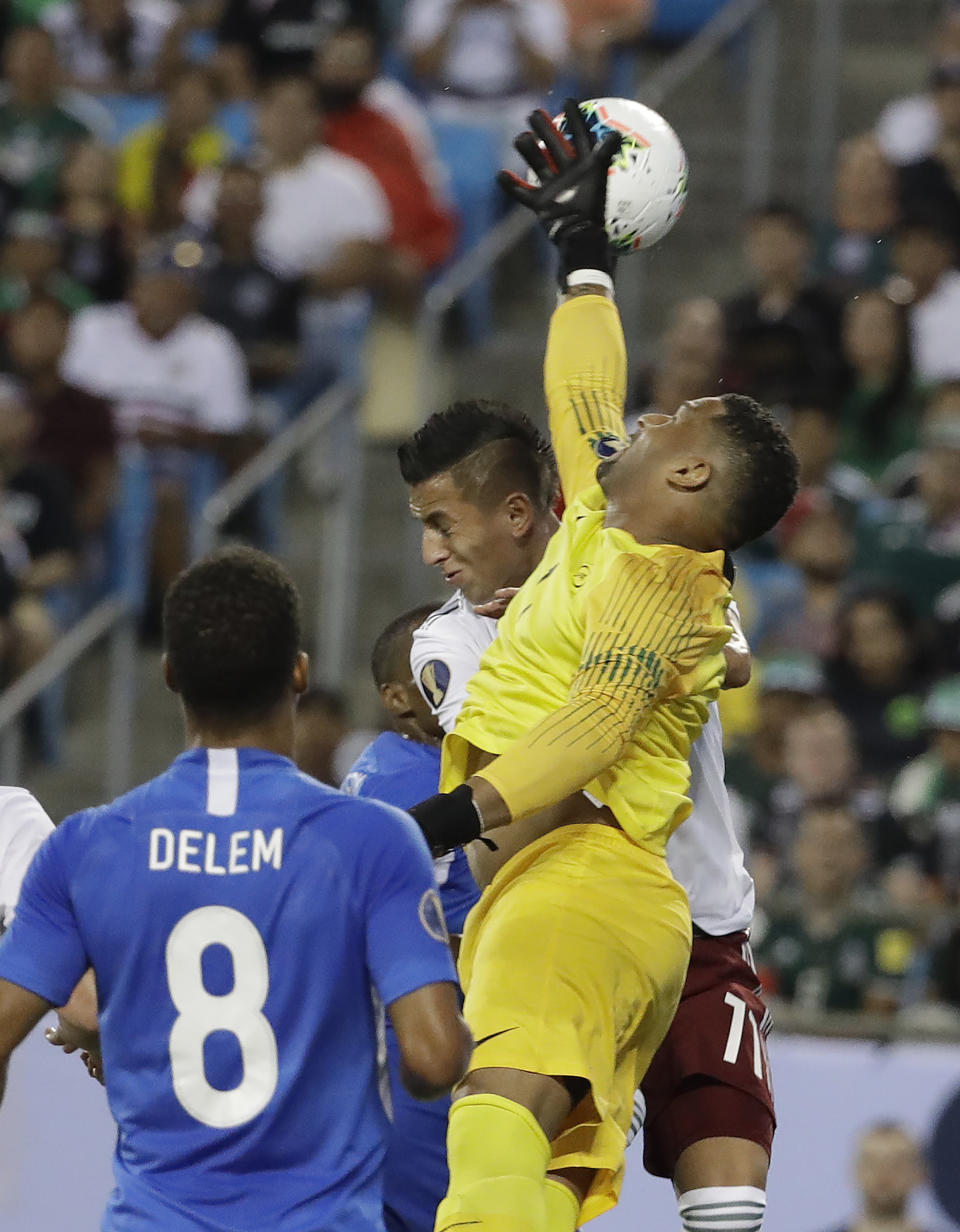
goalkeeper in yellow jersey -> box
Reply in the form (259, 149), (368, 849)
(407, 103), (799, 1232)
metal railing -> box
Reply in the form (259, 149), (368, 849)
(197, 381), (360, 687)
(0, 382), (358, 799)
(0, 594), (137, 798)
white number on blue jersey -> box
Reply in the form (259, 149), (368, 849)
(166, 906), (279, 1128)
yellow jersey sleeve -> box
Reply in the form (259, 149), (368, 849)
(544, 294), (629, 502)
(474, 549), (731, 822)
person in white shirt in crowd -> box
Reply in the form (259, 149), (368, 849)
(185, 76), (390, 390)
(403, 0), (568, 165)
(0, 788), (53, 938)
(890, 211), (960, 385)
(61, 239), (252, 612)
(41, 0), (185, 95)
(876, 8), (960, 166)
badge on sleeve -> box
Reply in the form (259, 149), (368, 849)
(419, 659), (451, 710)
(419, 888), (449, 943)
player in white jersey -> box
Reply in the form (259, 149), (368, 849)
(0, 787), (54, 934)
(400, 403), (774, 1232)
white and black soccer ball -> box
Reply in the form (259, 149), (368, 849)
(560, 97), (688, 252)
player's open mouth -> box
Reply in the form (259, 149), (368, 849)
(444, 571), (461, 584)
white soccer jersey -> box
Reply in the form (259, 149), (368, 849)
(412, 592), (755, 936)
(0, 787), (54, 933)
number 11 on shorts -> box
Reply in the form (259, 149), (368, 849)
(722, 991), (764, 1081)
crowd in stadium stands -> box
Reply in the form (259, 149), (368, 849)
(0, 0), (956, 1026)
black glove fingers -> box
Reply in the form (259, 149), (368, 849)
(593, 129), (624, 172)
(528, 108), (575, 169)
(496, 167), (537, 204)
(514, 130), (555, 182)
(563, 97), (594, 157)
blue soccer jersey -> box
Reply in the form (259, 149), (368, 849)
(341, 732), (480, 1232)
(0, 747), (457, 1232)
(341, 732), (479, 935)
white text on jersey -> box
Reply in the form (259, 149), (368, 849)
(148, 828), (284, 874)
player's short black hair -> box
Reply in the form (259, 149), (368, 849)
(715, 393), (799, 550)
(746, 199), (810, 235)
(398, 400), (558, 513)
(163, 546), (302, 723)
(371, 602), (440, 688)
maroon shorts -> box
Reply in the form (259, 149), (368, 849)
(639, 930), (776, 1179)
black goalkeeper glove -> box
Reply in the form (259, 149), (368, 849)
(409, 784), (485, 858)
(497, 98), (622, 282)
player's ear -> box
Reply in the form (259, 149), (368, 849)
(292, 652), (309, 696)
(161, 653), (180, 696)
(667, 457), (711, 492)
(504, 491), (535, 537)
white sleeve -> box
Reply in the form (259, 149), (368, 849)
(61, 309), (109, 396)
(334, 159), (391, 244)
(0, 790), (55, 931)
(521, 0), (568, 64)
(402, 0), (454, 51)
(195, 324), (252, 435)
(411, 618), (485, 735)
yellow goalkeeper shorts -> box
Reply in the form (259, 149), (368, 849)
(458, 823), (692, 1225)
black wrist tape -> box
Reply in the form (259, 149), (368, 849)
(558, 221), (614, 280)
(409, 784), (483, 857)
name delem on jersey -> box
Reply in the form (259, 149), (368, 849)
(148, 827), (283, 874)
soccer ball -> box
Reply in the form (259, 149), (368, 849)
(560, 98), (688, 253)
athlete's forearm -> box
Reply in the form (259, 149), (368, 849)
(544, 294), (628, 500)
(471, 689), (643, 825)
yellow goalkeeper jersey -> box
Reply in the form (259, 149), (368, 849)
(441, 294), (732, 857)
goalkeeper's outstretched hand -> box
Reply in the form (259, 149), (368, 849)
(498, 98), (621, 279)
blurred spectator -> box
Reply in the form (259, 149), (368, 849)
(876, 8), (960, 165)
(0, 378), (81, 671)
(855, 393), (960, 616)
(186, 77), (390, 386)
(294, 685), (353, 786)
(403, 0), (567, 163)
(784, 401), (875, 515)
(723, 202), (844, 408)
(561, 0), (651, 94)
(315, 27), (456, 296)
(214, 0), (381, 98)
(118, 65), (228, 235)
(726, 654), (825, 814)
(7, 295), (116, 536)
(836, 291), (921, 487)
(820, 1122), (930, 1232)
(0, 210), (92, 323)
(0, 26), (104, 219)
(61, 241), (252, 600)
(59, 139), (129, 302)
(750, 703), (907, 868)
(826, 587), (931, 779)
(891, 213), (960, 384)
(899, 59), (960, 256)
(41, 0), (182, 95)
(765, 505), (855, 659)
(890, 677), (960, 903)
(628, 296), (724, 428)
(195, 162), (301, 393)
(755, 801), (916, 1014)
(815, 135), (896, 295)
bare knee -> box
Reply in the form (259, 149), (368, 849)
(455, 1067), (574, 1142)
(673, 1136), (769, 1195)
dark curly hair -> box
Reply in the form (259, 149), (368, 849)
(716, 393), (799, 549)
(398, 399), (558, 512)
(163, 546), (302, 723)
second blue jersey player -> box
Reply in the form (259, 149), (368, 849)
(0, 547), (473, 1232)
(339, 605), (480, 1232)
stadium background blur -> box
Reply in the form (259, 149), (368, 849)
(1, 0), (960, 1227)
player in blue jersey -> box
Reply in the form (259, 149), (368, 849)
(340, 604), (481, 1232)
(0, 546), (473, 1232)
